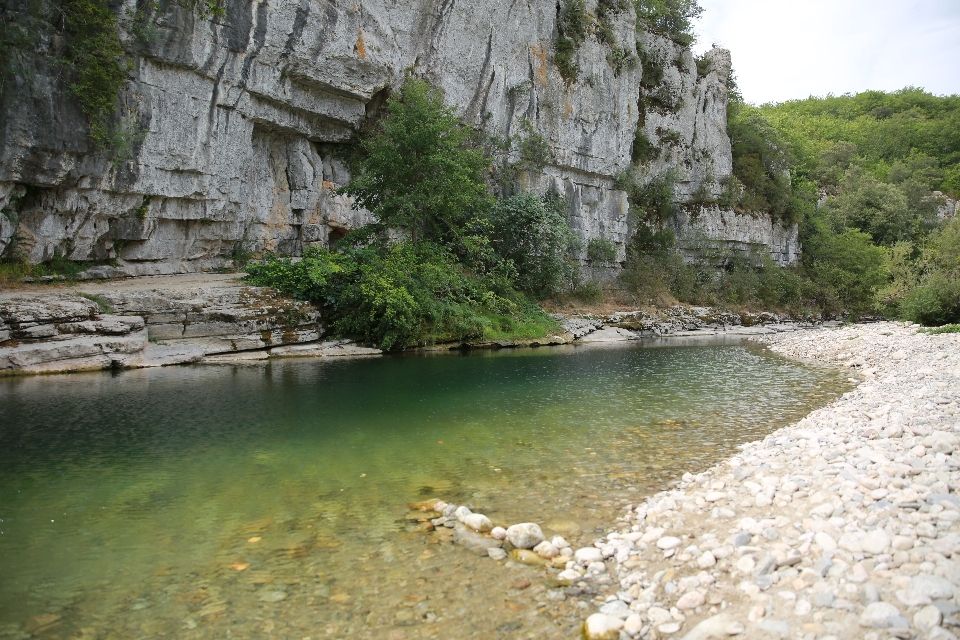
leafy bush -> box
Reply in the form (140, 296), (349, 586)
(587, 238), (618, 264)
(632, 129), (660, 163)
(821, 167), (935, 246)
(882, 216), (960, 325)
(803, 224), (889, 316)
(607, 47), (638, 76)
(694, 54), (712, 78)
(491, 119), (555, 191)
(615, 170), (676, 224)
(488, 192), (578, 299)
(925, 324), (960, 334)
(656, 127), (681, 147)
(900, 273), (960, 326)
(637, 44), (665, 89)
(244, 246), (348, 301)
(247, 244), (559, 351)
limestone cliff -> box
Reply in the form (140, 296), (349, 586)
(0, 0), (798, 276)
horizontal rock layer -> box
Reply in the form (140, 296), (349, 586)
(0, 274), (379, 375)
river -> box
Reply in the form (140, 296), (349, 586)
(0, 339), (852, 639)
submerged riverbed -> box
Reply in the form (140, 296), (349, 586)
(0, 340), (852, 639)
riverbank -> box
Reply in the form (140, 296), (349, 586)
(0, 273), (824, 375)
(571, 321), (960, 639)
(427, 322), (960, 639)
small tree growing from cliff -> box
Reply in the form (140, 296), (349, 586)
(634, 0), (703, 45)
(341, 77), (492, 249)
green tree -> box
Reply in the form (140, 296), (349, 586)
(900, 217), (960, 325)
(633, 0), (703, 44)
(823, 168), (935, 246)
(341, 77), (493, 246)
(803, 223), (888, 316)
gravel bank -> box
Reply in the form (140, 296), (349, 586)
(436, 322), (959, 639)
(567, 321), (960, 639)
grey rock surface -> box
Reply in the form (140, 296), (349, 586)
(1, 1), (798, 275)
(0, 273), (361, 374)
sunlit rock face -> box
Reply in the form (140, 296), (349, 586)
(0, 0), (797, 275)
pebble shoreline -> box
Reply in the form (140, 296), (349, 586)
(435, 321), (960, 640)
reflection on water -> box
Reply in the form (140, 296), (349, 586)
(0, 340), (851, 639)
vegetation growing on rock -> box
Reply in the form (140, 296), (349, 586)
(247, 78), (574, 350)
(0, 0), (223, 149)
(633, 0), (703, 46)
(620, 87), (960, 325)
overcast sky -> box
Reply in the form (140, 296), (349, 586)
(692, 0), (960, 105)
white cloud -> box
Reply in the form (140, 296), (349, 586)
(692, 0), (960, 104)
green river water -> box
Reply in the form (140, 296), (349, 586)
(0, 339), (852, 639)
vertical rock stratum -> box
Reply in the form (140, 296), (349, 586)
(0, 0), (798, 275)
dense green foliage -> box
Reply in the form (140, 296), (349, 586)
(587, 238), (618, 264)
(488, 193), (579, 299)
(246, 244), (558, 351)
(879, 217), (960, 325)
(621, 88), (960, 323)
(759, 89), (960, 324)
(726, 102), (797, 222)
(615, 170), (676, 224)
(249, 78), (574, 350)
(633, 0), (702, 45)
(757, 88), (960, 190)
(621, 227), (808, 311)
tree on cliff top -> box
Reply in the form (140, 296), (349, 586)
(633, 0), (703, 44)
(340, 77), (492, 249)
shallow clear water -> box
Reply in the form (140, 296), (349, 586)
(0, 340), (851, 639)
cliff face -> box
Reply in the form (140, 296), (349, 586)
(0, 0), (798, 276)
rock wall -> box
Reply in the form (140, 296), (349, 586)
(0, 0), (799, 276)
(670, 206), (800, 267)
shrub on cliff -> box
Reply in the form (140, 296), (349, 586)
(726, 103), (798, 222)
(633, 0), (703, 45)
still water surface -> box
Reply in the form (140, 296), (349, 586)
(0, 340), (851, 639)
